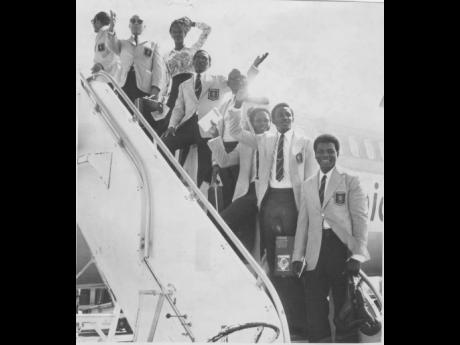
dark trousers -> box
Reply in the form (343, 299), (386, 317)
(221, 182), (257, 252)
(122, 67), (148, 103)
(259, 188), (308, 336)
(120, 67), (165, 139)
(219, 141), (240, 210)
(158, 73), (193, 137)
(303, 229), (358, 343)
(161, 114), (212, 187)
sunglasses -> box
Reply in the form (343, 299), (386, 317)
(130, 18), (143, 24)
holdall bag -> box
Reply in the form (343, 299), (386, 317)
(135, 97), (164, 121)
(273, 236), (295, 277)
(334, 275), (367, 334)
(334, 275), (382, 336)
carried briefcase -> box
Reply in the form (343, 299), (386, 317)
(334, 275), (382, 336)
(273, 236), (295, 277)
(135, 97), (167, 122)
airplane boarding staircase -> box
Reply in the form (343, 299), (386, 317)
(76, 71), (382, 343)
(77, 71), (291, 342)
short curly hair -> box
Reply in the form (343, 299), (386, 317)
(313, 134), (340, 153)
(248, 107), (271, 124)
(271, 103), (294, 120)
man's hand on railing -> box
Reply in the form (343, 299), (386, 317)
(91, 63), (104, 74)
(162, 127), (176, 138)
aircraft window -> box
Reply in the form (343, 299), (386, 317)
(364, 139), (375, 160)
(337, 135), (351, 156)
(348, 136), (360, 158)
(378, 142), (384, 160)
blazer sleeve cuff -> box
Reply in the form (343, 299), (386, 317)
(348, 254), (366, 263)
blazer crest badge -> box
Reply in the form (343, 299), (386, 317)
(144, 47), (153, 57)
(208, 88), (220, 101)
(296, 152), (303, 163)
(335, 191), (346, 205)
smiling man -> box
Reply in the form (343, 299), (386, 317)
(228, 101), (317, 339)
(208, 107), (272, 252)
(161, 50), (265, 188)
(212, 63), (268, 210)
(292, 134), (370, 342)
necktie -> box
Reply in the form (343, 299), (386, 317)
(319, 175), (327, 206)
(256, 150), (259, 180)
(276, 133), (285, 181)
(134, 35), (138, 45)
(195, 73), (202, 99)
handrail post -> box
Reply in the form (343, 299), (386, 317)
(359, 270), (383, 307)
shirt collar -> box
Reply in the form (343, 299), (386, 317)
(277, 128), (294, 140)
(128, 35), (147, 45)
(195, 72), (206, 80)
(319, 166), (335, 182)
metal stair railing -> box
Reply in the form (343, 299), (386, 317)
(79, 71), (291, 342)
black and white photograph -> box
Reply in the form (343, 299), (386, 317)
(76, 0), (383, 342)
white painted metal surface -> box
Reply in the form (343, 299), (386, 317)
(77, 78), (288, 342)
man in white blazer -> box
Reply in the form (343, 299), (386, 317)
(107, 13), (166, 101)
(90, 11), (122, 84)
(207, 107), (271, 251)
(292, 134), (370, 343)
(161, 50), (260, 187)
(229, 101), (317, 339)
(106, 12), (167, 139)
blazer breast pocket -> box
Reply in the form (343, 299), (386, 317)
(144, 47), (153, 57)
(208, 88), (220, 101)
(295, 152), (303, 164)
(334, 191), (346, 206)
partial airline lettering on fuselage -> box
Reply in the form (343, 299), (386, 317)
(368, 181), (383, 224)
(306, 120), (384, 233)
(345, 170), (383, 233)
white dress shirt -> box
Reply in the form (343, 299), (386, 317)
(269, 129), (294, 188)
(250, 149), (259, 183)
